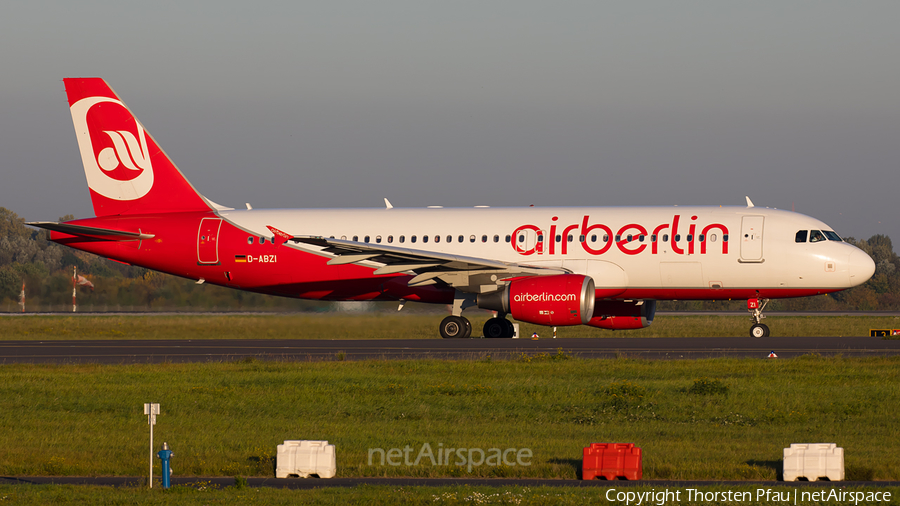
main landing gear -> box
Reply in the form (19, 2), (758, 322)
(439, 315), (472, 339)
(439, 315), (515, 339)
(483, 317), (516, 339)
(439, 290), (515, 339)
(748, 298), (770, 338)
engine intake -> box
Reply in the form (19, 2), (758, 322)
(477, 274), (596, 326)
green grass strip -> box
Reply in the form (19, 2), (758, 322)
(0, 356), (897, 480)
(2, 314), (900, 340)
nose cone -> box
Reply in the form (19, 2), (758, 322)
(848, 248), (876, 286)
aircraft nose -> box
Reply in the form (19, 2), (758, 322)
(848, 248), (876, 286)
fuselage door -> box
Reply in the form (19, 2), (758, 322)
(198, 218), (223, 265)
(740, 216), (764, 262)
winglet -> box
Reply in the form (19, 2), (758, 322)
(266, 225), (293, 246)
(745, 196), (755, 208)
(384, 198), (394, 209)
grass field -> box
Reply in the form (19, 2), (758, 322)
(1, 313), (899, 340)
(0, 356), (897, 481)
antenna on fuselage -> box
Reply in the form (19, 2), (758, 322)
(745, 196), (755, 208)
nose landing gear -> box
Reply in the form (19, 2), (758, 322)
(748, 298), (770, 338)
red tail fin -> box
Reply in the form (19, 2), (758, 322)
(64, 78), (212, 216)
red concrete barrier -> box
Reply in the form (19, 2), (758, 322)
(582, 443), (642, 480)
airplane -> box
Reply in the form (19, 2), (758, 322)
(28, 78), (876, 339)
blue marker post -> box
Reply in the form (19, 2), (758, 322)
(157, 442), (173, 489)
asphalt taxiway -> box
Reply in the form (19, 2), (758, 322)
(0, 336), (898, 364)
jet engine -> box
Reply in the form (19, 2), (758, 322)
(477, 274), (595, 326)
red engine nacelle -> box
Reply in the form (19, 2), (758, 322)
(587, 300), (657, 330)
(477, 274), (596, 326)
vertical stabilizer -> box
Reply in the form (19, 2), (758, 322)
(64, 78), (212, 216)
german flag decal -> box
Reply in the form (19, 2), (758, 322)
(234, 255), (247, 263)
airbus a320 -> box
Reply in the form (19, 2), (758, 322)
(29, 78), (876, 339)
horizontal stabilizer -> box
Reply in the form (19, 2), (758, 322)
(27, 222), (154, 241)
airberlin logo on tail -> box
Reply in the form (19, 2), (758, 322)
(512, 215), (729, 257)
(70, 96), (154, 201)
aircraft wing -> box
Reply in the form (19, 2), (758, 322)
(280, 231), (567, 292)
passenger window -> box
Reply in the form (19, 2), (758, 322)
(376, 235), (382, 243)
(387, 235), (393, 243)
(458, 235), (464, 243)
(353, 235), (359, 242)
(399, 236), (405, 243)
(675, 234), (681, 242)
(591, 235), (597, 242)
(555, 235), (561, 242)
(809, 230), (825, 243)
(626, 235), (632, 242)
(567, 235), (573, 242)
(411, 236), (417, 243)
(663, 234), (669, 242)
(493, 235), (499, 243)
(247, 236), (253, 244)
(537, 234), (543, 242)
(710, 234), (717, 242)
(795, 230), (808, 243)
(698, 234), (704, 242)
(615, 235), (621, 242)
(341, 235), (347, 240)
(639, 235), (645, 242)
(423, 235), (429, 243)
(723, 235), (728, 242)
(650, 234), (656, 242)
(447, 235), (452, 243)
(518, 235), (525, 243)
(364, 236), (370, 243)
(687, 234), (693, 242)
(603, 235), (609, 242)
(435, 235), (441, 243)
(259, 237), (264, 244)
(579, 235), (585, 242)
(482, 235), (488, 243)
(470, 235), (476, 243)
(506, 235), (511, 243)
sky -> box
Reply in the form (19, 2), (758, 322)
(1, 1), (898, 243)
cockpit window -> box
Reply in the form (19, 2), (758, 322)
(823, 230), (842, 241)
(809, 230), (826, 243)
(795, 230), (808, 243)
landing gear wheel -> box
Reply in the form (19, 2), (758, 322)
(502, 319), (515, 338)
(483, 318), (507, 338)
(461, 317), (472, 339)
(440, 316), (471, 339)
(750, 324), (769, 338)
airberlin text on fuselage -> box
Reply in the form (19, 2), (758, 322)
(512, 215), (729, 257)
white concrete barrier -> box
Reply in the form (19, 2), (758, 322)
(275, 440), (336, 478)
(783, 443), (843, 481)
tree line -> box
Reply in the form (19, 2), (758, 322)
(1, 207), (897, 313)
